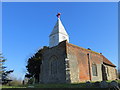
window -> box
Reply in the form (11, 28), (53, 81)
(49, 56), (58, 76)
(92, 64), (97, 76)
(106, 67), (109, 76)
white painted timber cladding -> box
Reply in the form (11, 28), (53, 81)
(49, 18), (69, 47)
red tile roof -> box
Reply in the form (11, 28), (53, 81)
(65, 41), (116, 67)
(102, 55), (116, 67)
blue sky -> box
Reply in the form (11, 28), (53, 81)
(2, 2), (118, 80)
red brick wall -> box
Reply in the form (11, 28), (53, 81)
(66, 42), (103, 82)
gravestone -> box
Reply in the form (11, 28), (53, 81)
(100, 81), (109, 88)
(109, 81), (118, 87)
(85, 81), (92, 88)
(93, 81), (100, 88)
(109, 81), (119, 89)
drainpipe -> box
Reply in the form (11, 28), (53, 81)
(87, 53), (92, 81)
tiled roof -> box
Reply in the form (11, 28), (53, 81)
(67, 42), (100, 55)
(66, 42), (116, 67)
(102, 55), (116, 67)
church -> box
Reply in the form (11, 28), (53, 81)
(39, 13), (117, 83)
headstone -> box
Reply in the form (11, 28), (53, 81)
(100, 81), (109, 88)
(109, 81), (120, 90)
(85, 81), (92, 88)
(94, 81), (100, 88)
(109, 81), (118, 88)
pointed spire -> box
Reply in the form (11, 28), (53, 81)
(50, 13), (68, 36)
(49, 13), (69, 47)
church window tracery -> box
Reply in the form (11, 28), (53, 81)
(49, 56), (58, 76)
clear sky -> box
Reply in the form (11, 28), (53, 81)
(2, 2), (118, 80)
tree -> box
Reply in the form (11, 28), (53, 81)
(25, 46), (48, 83)
(25, 49), (42, 83)
(0, 53), (14, 85)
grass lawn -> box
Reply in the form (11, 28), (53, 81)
(1, 80), (120, 88)
(31, 83), (87, 88)
(1, 85), (27, 88)
(1, 83), (87, 88)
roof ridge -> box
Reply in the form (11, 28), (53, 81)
(66, 42), (101, 55)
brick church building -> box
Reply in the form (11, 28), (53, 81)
(39, 13), (117, 83)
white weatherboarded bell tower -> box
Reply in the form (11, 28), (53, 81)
(49, 13), (69, 47)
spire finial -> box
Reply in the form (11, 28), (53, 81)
(56, 13), (61, 18)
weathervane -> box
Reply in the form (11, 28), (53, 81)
(56, 13), (61, 18)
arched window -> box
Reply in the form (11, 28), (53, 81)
(92, 64), (97, 76)
(49, 56), (58, 76)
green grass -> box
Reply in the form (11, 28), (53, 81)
(1, 80), (120, 88)
(0, 83), (89, 88)
(31, 83), (87, 88)
(106, 80), (120, 83)
(1, 85), (26, 88)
